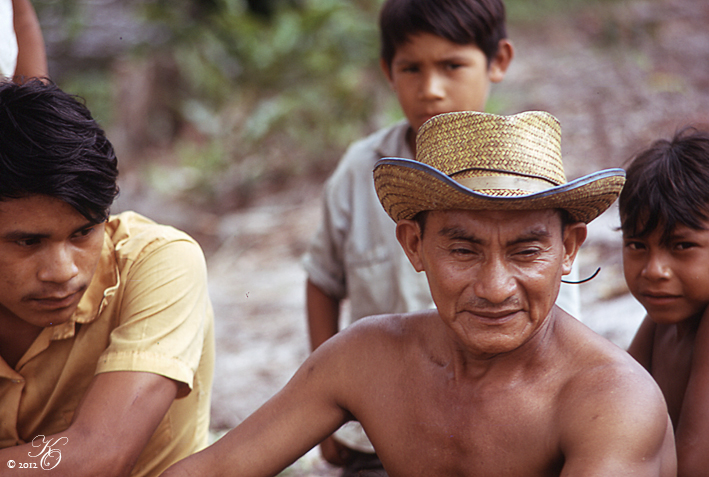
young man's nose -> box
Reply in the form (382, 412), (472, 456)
(38, 245), (80, 283)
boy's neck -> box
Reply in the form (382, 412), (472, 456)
(406, 126), (417, 157)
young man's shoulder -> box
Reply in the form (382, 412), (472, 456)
(105, 211), (204, 258)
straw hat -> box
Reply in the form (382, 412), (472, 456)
(373, 111), (625, 224)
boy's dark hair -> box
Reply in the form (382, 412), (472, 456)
(619, 126), (709, 246)
(379, 0), (508, 70)
(0, 79), (119, 223)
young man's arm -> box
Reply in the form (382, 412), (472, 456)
(161, 337), (352, 477)
(11, 0), (48, 81)
(674, 309), (709, 476)
(559, 366), (676, 476)
(0, 371), (178, 476)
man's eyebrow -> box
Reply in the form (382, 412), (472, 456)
(438, 226), (484, 244)
(507, 228), (553, 246)
(438, 225), (553, 245)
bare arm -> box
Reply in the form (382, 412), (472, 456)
(560, 366), (676, 476)
(161, 339), (351, 477)
(674, 308), (709, 476)
(628, 316), (656, 371)
(306, 279), (340, 351)
(0, 371), (178, 476)
(11, 0), (48, 81)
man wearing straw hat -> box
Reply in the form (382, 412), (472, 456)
(163, 111), (675, 476)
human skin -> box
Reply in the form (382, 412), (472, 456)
(11, 0), (48, 81)
(625, 222), (709, 476)
(306, 32), (513, 462)
(165, 209), (675, 477)
(0, 195), (180, 476)
(381, 33), (513, 153)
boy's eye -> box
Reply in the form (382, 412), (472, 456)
(674, 241), (697, 251)
(624, 240), (645, 251)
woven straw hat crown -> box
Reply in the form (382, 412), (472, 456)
(374, 111), (625, 223)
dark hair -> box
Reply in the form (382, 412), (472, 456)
(379, 0), (508, 70)
(0, 79), (119, 223)
(619, 126), (709, 246)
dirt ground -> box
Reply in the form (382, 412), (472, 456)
(112, 0), (709, 474)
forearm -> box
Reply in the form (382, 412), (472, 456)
(12, 0), (48, 80)
(0, 430), (131, 476)
(306, 279), (340, 351)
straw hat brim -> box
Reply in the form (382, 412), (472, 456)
(374, 158), (626, 224)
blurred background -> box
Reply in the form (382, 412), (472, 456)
(32, 0), (709, 474)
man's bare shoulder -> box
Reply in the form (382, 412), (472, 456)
(552, 314), (674, 473)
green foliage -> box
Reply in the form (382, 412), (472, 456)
(134, 0), (392, 206)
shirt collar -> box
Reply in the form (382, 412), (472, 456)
(47, 231), (119, 341)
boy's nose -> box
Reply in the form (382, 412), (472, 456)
(420, 72), (445, 100)
(38, 245), (80, 284)
(640, 252), (671, 281)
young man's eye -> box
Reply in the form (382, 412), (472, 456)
(16, 238), (41, 247)
(73, 227), (95, 239)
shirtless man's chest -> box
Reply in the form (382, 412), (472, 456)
(354, 362), (567, 476)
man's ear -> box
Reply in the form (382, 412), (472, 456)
(488, 39), (514, 83)
(561, 222), (587, 276)
(380, 57), (394, 86)
(396, 219), (425, 272)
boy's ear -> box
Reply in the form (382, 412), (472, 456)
(488, 39), (514, 83)
(380, 57), (394, 85)
(396, 219), (425, 272)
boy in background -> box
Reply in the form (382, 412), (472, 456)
(621, 126), (709, 476)
(303, 1), (575, 473)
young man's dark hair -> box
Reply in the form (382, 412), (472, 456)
(0, 79), (119, 223)
(619, 126), (709, 246)
(379, 0), (508, 69)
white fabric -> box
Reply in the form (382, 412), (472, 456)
(0, 0), (18, 78)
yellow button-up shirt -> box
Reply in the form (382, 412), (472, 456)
(0, 211), (215, 476)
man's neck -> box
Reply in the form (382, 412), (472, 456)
(0, 309), (43, 368)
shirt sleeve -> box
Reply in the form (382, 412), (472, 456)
(95, 237), (211, 391)
(302, 147), (359, 300)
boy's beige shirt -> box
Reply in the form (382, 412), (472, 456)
(0, 211), (215, 476)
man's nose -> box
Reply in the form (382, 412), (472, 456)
(473, 256), (516, 304)
(37, 244), (79, 284)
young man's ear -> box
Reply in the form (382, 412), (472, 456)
(561, 222), (587, 276)
(396, 219), (425, 272)
(488, 39), (514, 83)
